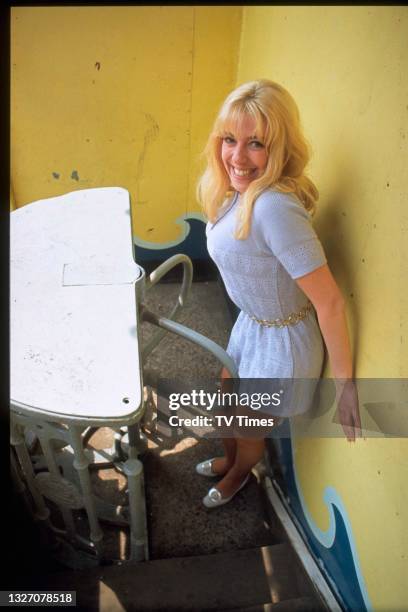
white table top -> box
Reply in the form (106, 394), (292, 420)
(11, 187), (145, 425)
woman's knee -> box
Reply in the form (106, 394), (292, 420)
(236, 436), (265, 451)
(220, 366), (232, 380)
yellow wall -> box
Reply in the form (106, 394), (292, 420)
(11, 6), (241, 242)
(238, 6), (407, 609)
(11, 5), (408, 608)
(10, 184), (16, 211)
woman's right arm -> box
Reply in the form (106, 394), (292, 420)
(295, 263), (361, 441)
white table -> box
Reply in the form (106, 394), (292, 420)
(10, 187), (148, 567)
(11, 187), (144, 425)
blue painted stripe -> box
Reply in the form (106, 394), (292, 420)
(133, 214), (208, 262)
(275, 435), (372, 611)
(133, 213), (206, 248)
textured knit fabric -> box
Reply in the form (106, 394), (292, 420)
(206, 188), (327, 415)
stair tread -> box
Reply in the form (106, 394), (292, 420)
(32, 543), (322, 611)
(223, 595), (327, 611)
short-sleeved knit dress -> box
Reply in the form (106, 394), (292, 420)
(206, 188), (327, 416)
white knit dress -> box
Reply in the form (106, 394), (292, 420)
(206, 188), (327, 416)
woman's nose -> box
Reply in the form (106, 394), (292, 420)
(232, 143), (247, 164)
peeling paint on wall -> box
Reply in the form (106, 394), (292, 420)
(134, 113), (159, 206)
(10, 6), (242, 239)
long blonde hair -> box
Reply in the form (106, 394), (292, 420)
(197, 79), (319, 239)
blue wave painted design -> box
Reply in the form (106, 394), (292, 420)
(275, 436), (371, 611)
(133, 213), (209, 262)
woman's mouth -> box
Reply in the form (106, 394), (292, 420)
(231, 167), (255, 177)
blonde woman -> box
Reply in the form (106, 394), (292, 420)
(196, 79), (361, 509)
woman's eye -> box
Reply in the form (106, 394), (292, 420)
(250, 140), (264, 148)
(223, 136), (235, 144)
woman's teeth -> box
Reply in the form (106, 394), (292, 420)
(233, 167), (252, 177)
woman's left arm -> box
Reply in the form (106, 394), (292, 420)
(296, 264), (362, 441)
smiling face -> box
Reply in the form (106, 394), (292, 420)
(220, 113), (268, 194)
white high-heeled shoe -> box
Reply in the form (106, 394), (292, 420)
(195, 458), (220, 477)
(202, 474), (250, 508)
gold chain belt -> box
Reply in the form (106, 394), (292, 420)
(248, 302), (312, 328)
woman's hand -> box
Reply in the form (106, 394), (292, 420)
(334, 379), (362, 441)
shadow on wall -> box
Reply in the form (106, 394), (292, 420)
(314, 161), (362, 367)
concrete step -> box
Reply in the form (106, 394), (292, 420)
(224, 595), (325, 611)
(32, 542), (324, 611)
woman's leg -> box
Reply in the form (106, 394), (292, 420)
(210, 374), (268, 496)
(208, 366), (237, 475)
(206, 367), (266, 486)
(213, 437), (265, 498)
(211, 438), (237, 475)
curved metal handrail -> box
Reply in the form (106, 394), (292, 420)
(141, 254), (193, 360)
(141, 308), (238, 379)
